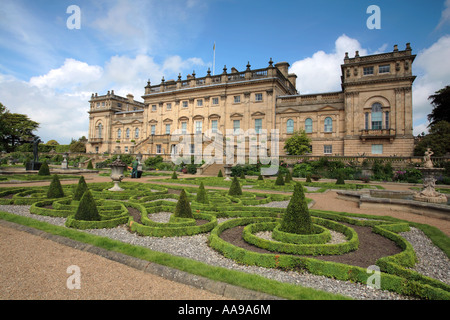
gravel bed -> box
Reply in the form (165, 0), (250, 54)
(255, 229), (347, 244)
(2, 204), (448, 300)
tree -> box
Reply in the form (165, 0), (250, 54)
(38, 161), (50, 176)
(228, 176), (242, 196)
(47, 175), (65, 198)
(69, 138), (86, 153)
(73, 176), (88, 201)
(0, 103), (40, 152)
(217, 170), (223, 177)
(46, 140), (59, 146)
(279, 183), (312, 235)
(174, 189), (193, 219)
(275, 173), (285, 186)
(284, 170), (293, 183)
(75, 190), (100, 221)
(283, 130), (312, 155)
(427, 86), (450, 127)
(196, 182), (208, 204)
(171, 171), (178, 179)
(414, 121), (450, 157)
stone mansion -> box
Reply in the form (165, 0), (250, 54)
(86, 43), (416, 159)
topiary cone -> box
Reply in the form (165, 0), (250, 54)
(196, 182), (208, 203)
(228, 176), (242, 196)
(175, 189), (193, 219)
(47, 174), (65, 198)
(75, 190), (100, 221)
(73, 176), (88, 201)
(279, 182), (312, 234)
(38, 161), (50, 176)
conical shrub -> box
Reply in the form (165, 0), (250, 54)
(73, 176), (88, 201)
(38, 161), (50, 176)
(217, 170), (223, 177)
(171, 171), (178, 179)
(175, 189), (193, 219)
(86, 160), (93, 169)
(257, 174), (264, 181)
(306, 174), (312, 183)
(240, 171), (245, 179)
(74, 190), (100, 221)
(285, 170), (292, 183)
(228, 176), (242, 196)
(279, 182), (312, 234)
(275, 173), (285, 186)
(47, 174), (65, 198)
(196, 182), (208, 203)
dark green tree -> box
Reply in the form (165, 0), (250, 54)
(283, 130), (311, 155)
(47, 175), (65, 198)
(427, 85), (450, 127)
(279, 182), (312, 235)
(217, 170), (223, 177)
(257, 173), (264, 181)
(275, 173), (285, 186)
(196, 182), (208, 203)
(171, 171), (178, 179)
(174, 189), (193, 219)
(38, 161), (50, 176)
(73, 176), (88, 201)
(86, 160), (93, 169)
(414, 121), (450, 157)
(284, 170), (293, 183)
(74, 190), (100, 221)
(228, 176), (242, 196)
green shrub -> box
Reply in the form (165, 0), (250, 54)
(171, 171), (178, 179)
(47, 175), (65, 198)
(175, 189), (193, 219)
(217, 170), (223, 177)
(275, 173), (285, 186)
(258, 174), (264, 181)
(240, 171), (245, 179)
(279, 183), (312, 234)
(196, 182), (208, 204)
(38, 161), (50, 176)
(73, 176), (88, 201)
(74, 190), (100, 221)
(228, 176), (242, 196)
(86, 160), (93, 169)
(306, 173), (312, 183)
(285, 170), (292, 183)
(336, 169), (345, 185)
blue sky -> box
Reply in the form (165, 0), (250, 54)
(1, 0), (450, 144)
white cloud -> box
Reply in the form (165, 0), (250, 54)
(436, 0), (450, 29)
(412, 35), (450, 135)
(289, 34), (367, 94)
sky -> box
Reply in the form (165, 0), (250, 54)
(1, 0), (450, 144)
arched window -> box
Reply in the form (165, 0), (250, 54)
(305, 118), (313, 133)
(371, 103), (382, 130)
(117, 129), (122, 139)
(324, 117), (332, 133)
(126, 128), (130, 138)
(97, 123), (103, 139)
(135, 128), (139, 138)
(286, 119), (294, 134)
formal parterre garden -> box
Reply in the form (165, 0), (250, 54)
(1, 173), (449, 300)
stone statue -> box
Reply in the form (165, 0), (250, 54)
(423, 148), (434, 169)
(32, 136), (41, 163)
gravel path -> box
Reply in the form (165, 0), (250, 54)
(1, 204), (448, 300)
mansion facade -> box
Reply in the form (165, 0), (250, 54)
(86, 43), (416, 159)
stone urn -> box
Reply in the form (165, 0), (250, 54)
(224, 164), (232, 181)
(108, 156), (127, 191)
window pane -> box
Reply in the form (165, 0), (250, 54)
(363, 67), (374, 75)
(135, 128), (139, 138)
(305, 118), (312, 133)
(197, 99), (203, 107)
(234, 96), (240, 103)
(255, 119), (262, 133)
(165, 124), (171, 134)
(324, 145), (332, 154)
(385, 111), (389, 129)
(372, 144), (383, 154)
(255, 93), (263, 101)
(212, 98), (219, 105)
(286, 119), (294, 134)
(182, 101), (188, 108)
(151, 125), (155, 135)
(195, 121), (202, 133)
(181, 122), (187, 134)
(379, 65), (390, 73)
(212, 120), (218, 133)
(118, 129), (121, 138)
(324, 117), (332, 133)
(233, 120), (240, 134)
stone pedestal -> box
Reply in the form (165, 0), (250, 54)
(61, 153), (68, 169)
(108, 157), (127, 191)
(413, 168), (447, 204)
(224, 164), (232, 181)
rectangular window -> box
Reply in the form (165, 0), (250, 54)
(181, 122), (187, 134)
(211, 120), (218, 133)
(372, 144), (383, 154)
(379, 65), (390, 73)
(365, 113), (369, 130)
(156, 144), (162, 154)
(151, 125), (156, 135)
(363, 66), (374, 75)
(234, 96), (241, 103)
(166, 103), (172, 111)
(190, 144), (195, 155)
(255, 93), (263, 101)
(372, 112), (383, 130)
(165, 124), (171, 135)
(195, 120), (202, 133)
(324, 145), (332, 154)
(151, 105), (157, 111)
(197, 99), (203, 107)
(182, 101), (188, 108)
(96, 103), (100, 108)
(125, 146), (129, 153)
(255, 119), (262, 134)
(233, 120), (240, 134)
(102, 102), (105, 107)
(212, 97), (219, 105)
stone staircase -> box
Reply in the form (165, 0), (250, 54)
(197, 163), (225, 176)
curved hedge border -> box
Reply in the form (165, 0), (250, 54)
(242, 218), (358, 256)
(208, 217), (450, 300)
(272, 221), (331, 244)
(65, 201), (129, 229)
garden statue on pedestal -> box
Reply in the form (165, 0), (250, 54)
(414, 148), (447, 203)
(26, 136), (42, 171)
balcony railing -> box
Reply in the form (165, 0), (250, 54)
(360, 129), (396, 141)
(89, 138), (103, 144)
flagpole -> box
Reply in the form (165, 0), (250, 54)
(213, 42), (216, 76)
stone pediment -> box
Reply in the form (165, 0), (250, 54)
(208, 113), (221, 119)
(163, 118), (173, 123)
(251, 111), (265, 117)
(318, 105), (338, 112)
(277, 108), (299, 114)
(230, 113), (243, 119)
(148, 119), (158, 124)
